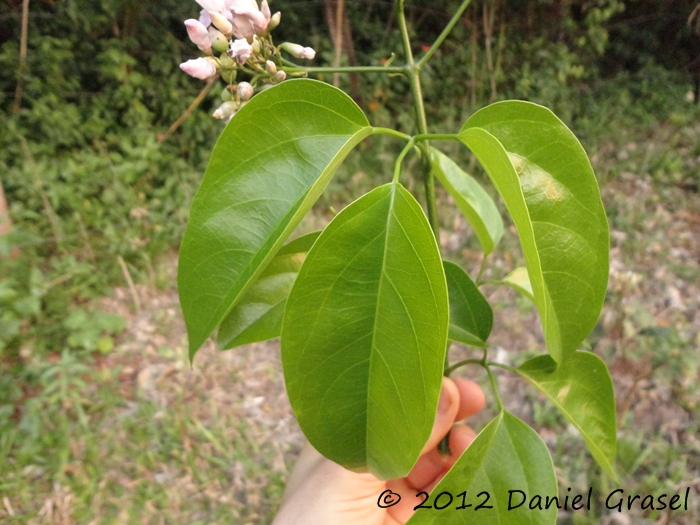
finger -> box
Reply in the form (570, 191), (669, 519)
(385, 478), (418, 524)
(447, 423), (478, 467)
(453, 378), (486, 421)
(420, 377), (460, 455)
(406, 447), (447, 490)
(418, 424), (479, 494)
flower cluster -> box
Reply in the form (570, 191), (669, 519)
(179, 0), (316, 121)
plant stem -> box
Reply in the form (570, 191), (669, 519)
(488, 361), (518, 373)
(476, 254), (488, 284)
(444, 358), (485, 376)
(396, 0), (439, 239)
(485, 365), (505, 412)
(393, 138), (417, 183)
(414, 133), (461, 142)
(371, 127), (411, 141)
(416, 0), (473, 70)
(281, 61), (406, 75)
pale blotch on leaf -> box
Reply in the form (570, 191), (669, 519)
(510, 153), (568, 203)
(557, 384), (571, 403)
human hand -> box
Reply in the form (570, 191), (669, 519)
(272, 377), (485, 525)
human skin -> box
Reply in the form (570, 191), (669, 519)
(273, 377), (486, 525)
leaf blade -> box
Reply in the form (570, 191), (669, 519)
(500, 266), (535, 303)
(281, 183), (449, 480)
(517, 351), (618, 480)
(431, 148), (503, 254)
(459, 101), (609, 362)
(443, 261), (492, 346)
(407, 411), (558, 525)
(178, 80), (371, 358)
(217, 232), (320, 349)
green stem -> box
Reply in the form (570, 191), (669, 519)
(476, 254), (488, 285)
(485, 365), (505, 412)
(392, 137), (417, 184)
(414, 133), (461, 142)
(371, 127), (411, 141)
(444, 358), (484, 376)
(416, 0), (473, 70)
(488, 361), (518, 374)
(396, 0), (439, 239)
(281, 59), (406, 75)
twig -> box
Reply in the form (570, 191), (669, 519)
(333, 0), (345, 87)
(157, 75), (219, 143)
(13, 0), (30, 113)
(117, 255), (141, 312)
(483, 1), (497, 102)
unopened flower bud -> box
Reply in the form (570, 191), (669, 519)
(185, 19), (211, 53)
(252, 36), (261, 54)
(209, 11), (233, 36)
(273, 70), (286, 83)
(228, 37), (253, 65)
(213, 101), (238, 120)
(221, 87), (234, 101)
(261, 0), (271, 23)
(269, 11), (281, 31)
(281, 42), (315, 60)
(180, 57), (218, 79)
(207, 27), (229, 53)
(219, 53), (234, 68)
(265, 60), (277, 75)
(237, 82), (254, 100)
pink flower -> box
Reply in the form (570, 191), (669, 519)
(237, 82), (254, 100)
(209, 11), (233, 36)
(228, 38), (253, 65)
(196, 0), (225, 13)
(260, 0), (271, 23)
(199, 9), (212, 27)
(180, 57), (218, 79)
(224, 0), (268, 37)
(282, 42), (316, 60)
(184, 19), (211, 53)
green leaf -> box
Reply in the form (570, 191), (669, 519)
(281, 183), (449, 480)
(443, 261), (492, 347)
(500, 267), (535, 303)
(408, 411), (557, 525)
(431, 148), (503, 254)
(178, 80), (372, 359)
(460, 101), (609, 363)
(517, 351), (618, 480)
(217, 232), (320, 349)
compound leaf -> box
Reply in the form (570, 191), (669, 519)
(178, 80), (372, 359)
(282, 183), (449, 480)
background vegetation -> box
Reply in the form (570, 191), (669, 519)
(1, 0), (698, 523)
